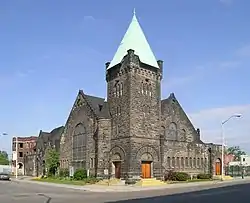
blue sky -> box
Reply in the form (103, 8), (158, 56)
(0, 0), (249, 155)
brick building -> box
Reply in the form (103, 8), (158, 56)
(12, 136), (37, 175)
(59, 13), (222, 183)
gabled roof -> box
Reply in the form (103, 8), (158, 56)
(79, 90), (110, 119)
(161, 93), (203, 144)
(107, 12), (159, 70)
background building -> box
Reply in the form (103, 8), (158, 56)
(12, 136), (37, 175)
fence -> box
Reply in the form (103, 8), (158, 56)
(225, 165), (250, 177)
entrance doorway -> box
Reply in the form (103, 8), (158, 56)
(113, 161), (121, 179)
(215, 158), (221, 175)
(141, 161), (151, 178)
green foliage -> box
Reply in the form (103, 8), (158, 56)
(45, 148), (59, 176)
(197, 173), (212, 179)
(0, 151), (9, 165)
(73, 168), (87, 180)
(226, 146), (246, 161)
(175, 172), (190, 181)
(164, 170), (190, 181)
(59, 168), (69, 178)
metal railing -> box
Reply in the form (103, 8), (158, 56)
(225, 165), (250, 177)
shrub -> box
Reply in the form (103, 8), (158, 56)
(59, 168), (69, 178)
(85, 177), (99, 184)
(175, 172), (190, 181)
(164, 170), (177, 181)
(73, 168), (87, 180)
(164, 170), (190, 181)
(197, 173), (212, 179)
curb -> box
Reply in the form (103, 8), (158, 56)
(10, 178), (250, 193)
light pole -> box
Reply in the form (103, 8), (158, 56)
(221, 114), (241, 181)
(15, 136), (18, 179)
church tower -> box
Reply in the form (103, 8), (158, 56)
(106, 11), (163, 180)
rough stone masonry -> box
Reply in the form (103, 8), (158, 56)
(58, 12), (222, 182)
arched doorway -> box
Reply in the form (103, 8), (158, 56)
(141, 153), (153, 179)
(215, 158), (222, 175)
(111, 153), (122, 179)
(17, 162), (24, 175)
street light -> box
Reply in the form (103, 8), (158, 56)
(221, 114), (242, 181)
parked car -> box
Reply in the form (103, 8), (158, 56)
(0, 165), (11, 181)
(0, 173), (10, 181)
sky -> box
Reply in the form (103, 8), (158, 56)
(0, 0), (249, 156)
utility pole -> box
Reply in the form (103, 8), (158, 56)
(15, 136), (18, 179)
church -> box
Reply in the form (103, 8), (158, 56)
(59, 12), (222, 181)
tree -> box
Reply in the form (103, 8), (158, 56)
(226, 146), (246, 161)
(0, 150), (9, 165)
(45, 148), (59, 176)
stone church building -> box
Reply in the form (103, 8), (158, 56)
(59, 13), (222, 180)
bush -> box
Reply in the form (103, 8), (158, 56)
(59, 168), (69, 178)
(73, 168), (87, 180)
(85, 177), (99, 184)
(197, 173), (212, 179)
(175, 172), (190, 181)
(164, 170), (190, 181)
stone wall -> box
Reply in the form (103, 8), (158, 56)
(59, 91), (98, 174)
(24, 154), (36, 176)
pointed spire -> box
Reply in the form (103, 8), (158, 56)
(107, 11), (159, 70)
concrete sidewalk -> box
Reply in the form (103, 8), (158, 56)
(11, 176), (250, 193)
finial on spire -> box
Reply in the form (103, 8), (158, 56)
(133, 8), (136, 16)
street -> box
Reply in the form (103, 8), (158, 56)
(1, 180), (250, 203)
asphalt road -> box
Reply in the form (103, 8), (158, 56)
(1, 180), (250, 203)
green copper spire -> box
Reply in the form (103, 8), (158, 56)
(107, 11), (159, 70)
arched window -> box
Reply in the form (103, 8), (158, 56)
(172, 157), (175, 168)
(180, 129), (186, 141)
(117, 84), (120, 97)
(185, 157), (188, 168)
(141, 82), (144, 94)
(120, 83), (123, 96)
(113, 86), (117, 98)
(72, 123), (87, 169)
(149, 84), (152, 97)
(193, 158), (196, 168)
(176, 157), (180, 168)
(167, 157), (171, 168)
(145, 84), (149, 95)
(181, 157), (184, 168)
(166, 122), (178, 140)
(196, 158), (199, 168)
(190, 157), (193, 168)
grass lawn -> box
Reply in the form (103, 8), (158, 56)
(31, 178), (91, 185)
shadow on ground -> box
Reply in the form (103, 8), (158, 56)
(105, 183), (250, 203)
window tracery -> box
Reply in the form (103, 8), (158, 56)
(166, 122), (178, 140)
(113, 82), (123, 98)
(72, 123), (87, 169)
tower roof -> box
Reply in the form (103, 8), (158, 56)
(107, 11), (159, 70)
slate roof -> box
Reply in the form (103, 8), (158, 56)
(80, 90), (110, 119)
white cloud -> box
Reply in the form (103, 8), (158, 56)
(83, 15), (95, 21)
(188, 104), (250, 152)
(236, 45), (250, 57)
(218, 61), (241, 70)
(163, 60), (240, 89)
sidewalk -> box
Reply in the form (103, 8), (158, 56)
(11, 176), (250, 193)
